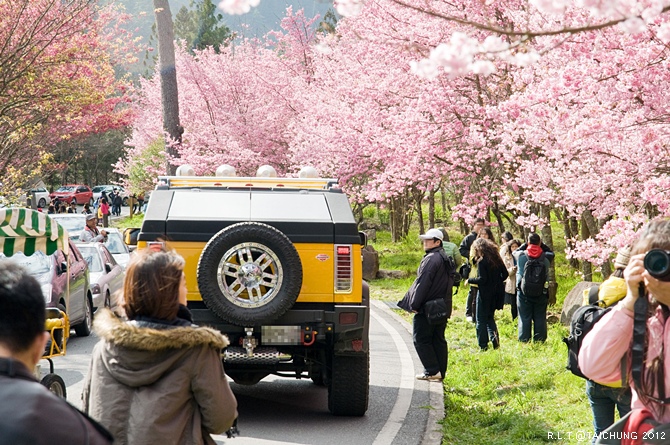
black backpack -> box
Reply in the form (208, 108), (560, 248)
(562, 302), (612, 379)
(520, 257), (547, 298)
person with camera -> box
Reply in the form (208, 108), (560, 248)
(398, 228), (454, 382)
(580, 219), (670, 443)
(80, 213), (107, 243)
(460, 218), (486, 322)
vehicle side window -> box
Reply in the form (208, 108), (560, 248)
(77, 187), (87, 193)
(68, 243), (80, 264)
(103, 249), (116, 265)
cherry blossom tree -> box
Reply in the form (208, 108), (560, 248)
(0, 0), (137, 198)
(122, 0), (670, 273)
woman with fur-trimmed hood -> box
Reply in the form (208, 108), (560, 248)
(82, 248), (238, 445)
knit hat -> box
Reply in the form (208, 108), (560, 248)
(614, 246), (631, 270)
(86, 213), (97, 221)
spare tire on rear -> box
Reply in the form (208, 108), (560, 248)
(197, 222), (303, 326)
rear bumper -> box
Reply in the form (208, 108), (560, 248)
(189, 303), (369, 355)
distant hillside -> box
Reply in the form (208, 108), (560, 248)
(117, 0), (333, 44)
(224, 0), (333, 38)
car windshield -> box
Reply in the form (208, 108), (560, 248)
(0, 251), (52, 275)
(92, 186), (106, 193)
(104, 233), (127, 254)
(50, 216), (86, 232)
(56, 186), (75, 192)
(77, 246), (102, 272)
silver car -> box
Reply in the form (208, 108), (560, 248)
(75, 243), (124, 311)
(103, 228), (131, 270)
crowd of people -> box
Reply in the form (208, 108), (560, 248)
(43, 188), (146, 229)
(5, 202), (670, 444)
(399, 217), (670, 444)
(0, 247), (238, 445)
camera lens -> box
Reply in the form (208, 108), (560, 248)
(644, 249), (670, 281)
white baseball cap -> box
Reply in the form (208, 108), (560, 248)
(419, 228), (443, 240)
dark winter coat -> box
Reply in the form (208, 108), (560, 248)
(468, 258), (509, 310)
(0, 357), (112, 445)
(83, 308), (238, 445)
(398, 246), (452, 317)
(459, 231), (478, 258)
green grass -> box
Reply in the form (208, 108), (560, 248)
(369, 226), (605, 445)
(112, 213), (144, 229)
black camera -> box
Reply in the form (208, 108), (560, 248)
(644, 249), (670, 281)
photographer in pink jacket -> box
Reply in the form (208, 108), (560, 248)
(580, 219), (670, 444)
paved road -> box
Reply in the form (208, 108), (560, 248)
(45, 301), (443, 445)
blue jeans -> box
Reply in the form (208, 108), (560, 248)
(476, 293), (498, 350)
(586, 380), (632, 441)
(413, 313), (448, 377)
(517, 291), (548, 342)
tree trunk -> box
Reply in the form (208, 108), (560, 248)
(581, 216), (592, 281)
(540, 205), (557, 305)
(582, 209), (612, 279)
(413, 187), (425, 236)
(390, 196), (406, 243)
(491, 202), (506, 243)
(428, 189), (435, 228)
(441, 186), (447, 220)
(558, 208), (581, 270)
(154, 0), (182, 175)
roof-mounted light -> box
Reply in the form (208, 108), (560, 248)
(215, 165), (237, 177)
(176, 165), (195, 176)
(256, 165), (277, 178)
(298, 166), (319, 179)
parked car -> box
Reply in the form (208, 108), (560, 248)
(75, 243), (124, 311)
(50, 184), (93, 205)
(0, 239), (92, 336)
(102, 228), (131, 269)
(92, 185), (129, 206)
(49, 214), (87, 241)
(27, 187), (51, 208)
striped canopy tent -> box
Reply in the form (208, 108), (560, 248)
(0, 208), (69, 257)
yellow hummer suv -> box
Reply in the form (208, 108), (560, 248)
(134, 166), (369, 416)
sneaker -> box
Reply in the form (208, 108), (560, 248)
(416, 372), (443, 381)
(465, 316), (474, 323)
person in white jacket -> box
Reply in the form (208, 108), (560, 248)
(79, 214), (107, 243)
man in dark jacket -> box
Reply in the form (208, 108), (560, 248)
(459, 218), (485, 322)
(0, 262), (113, 445)
(398, 228), (452, 382)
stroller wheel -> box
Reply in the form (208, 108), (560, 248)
(41, 373), (67, 399)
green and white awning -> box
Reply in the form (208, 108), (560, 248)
(0, 208), (69, 257)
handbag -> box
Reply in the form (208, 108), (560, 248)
(423, 298), (449, 325)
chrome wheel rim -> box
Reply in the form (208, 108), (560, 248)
(217, 242), (283, 308)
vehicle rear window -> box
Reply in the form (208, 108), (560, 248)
(167, 191), (331, 221)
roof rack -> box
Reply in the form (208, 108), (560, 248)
(156, 176), (339, 190)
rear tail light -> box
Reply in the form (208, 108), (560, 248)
(335, 244), (352, 292)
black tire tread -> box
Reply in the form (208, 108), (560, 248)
(328, 354), (369, 416)
(41, 373), (67, 399)
(73, 296), (92, 337)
